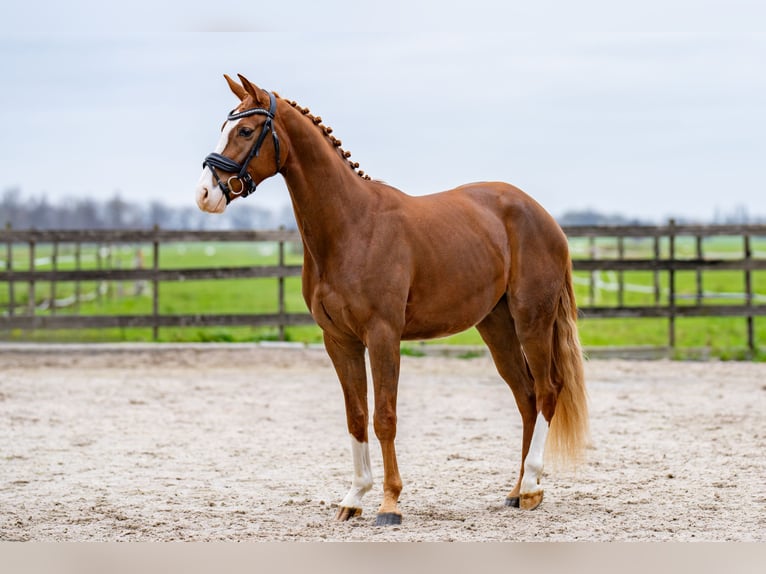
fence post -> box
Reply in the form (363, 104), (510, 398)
(744, 234), (754, 354)
(278, 227), (286, 342)
(653, 235), (661, 306)
(28, 236), (36, 321)
(152, 225), (160, 341)
(50, 241), (58, 315)
(589, 236), (596, 306)
(668, 219), (676, 349)
(75, 242), (81, 314)
(5, 223), (14, 319)
(695, 235), (704, 306)
(107, 243), (114, 300)
(617, 236), (625, 307)
(96, 243), (103, 305)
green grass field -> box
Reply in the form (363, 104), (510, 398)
(2, 237), (765, 358)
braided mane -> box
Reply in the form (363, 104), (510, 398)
(278, 94), (372, 181)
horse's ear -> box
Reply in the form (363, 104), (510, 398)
(224, 74), (248, 101)
(237, 74), (264, 105)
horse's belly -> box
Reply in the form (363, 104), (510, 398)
(401, 280), (503, 341)
(401, 321), (476, 341)
(400, 308), (489, 340)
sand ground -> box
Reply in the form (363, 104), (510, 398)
(1, 344), (764, 541)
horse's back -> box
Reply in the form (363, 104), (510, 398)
(408, 181), (568, 258)
(457, 181), (567, 253)
(427, 181), (573, 305)
(450, 181), (564, 235)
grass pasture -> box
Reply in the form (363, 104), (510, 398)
(2, 234), (765, 358)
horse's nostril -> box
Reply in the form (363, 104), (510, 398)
(202, 187), (209, 200)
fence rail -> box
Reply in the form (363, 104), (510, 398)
(565, 221), (766, 351)
(2, 223), (765, 351)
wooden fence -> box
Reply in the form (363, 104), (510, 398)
(0, 227), (314, 341)
(565, 221), (766, 352)
(2, 222), (765, 350)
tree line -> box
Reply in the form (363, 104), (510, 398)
(1, 188), (297, 231)
(2, 187), (761, 230)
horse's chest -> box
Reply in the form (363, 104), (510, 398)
(305, 278), (361, 337)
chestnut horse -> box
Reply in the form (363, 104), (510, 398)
(196, 75), (589, 526)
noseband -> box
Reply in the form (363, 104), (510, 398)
(202, 91), (281, 204)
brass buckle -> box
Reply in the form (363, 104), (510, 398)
(227, 176), (246, 197)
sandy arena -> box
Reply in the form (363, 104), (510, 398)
(1, 344), (764, 541)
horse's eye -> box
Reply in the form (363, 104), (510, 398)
(238, 127), (254, 138)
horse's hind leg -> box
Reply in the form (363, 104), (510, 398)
(509, 293), (560, 510)
(476, 297), (538, 508)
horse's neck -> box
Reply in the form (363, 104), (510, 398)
(279, 104), (375, 261)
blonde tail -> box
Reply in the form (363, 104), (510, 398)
(546, 264), (589, 466)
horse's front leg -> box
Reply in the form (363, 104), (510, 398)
(323, 333), (373, 521)
(366, 324), (403, 526)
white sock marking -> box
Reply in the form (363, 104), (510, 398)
(339, 436), (373, 509)
(520, 411), (548, 494)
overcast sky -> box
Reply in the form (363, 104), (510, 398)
(1, 1), (764, 222)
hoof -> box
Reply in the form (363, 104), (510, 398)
(335, 506), (362, 521)
(505, 496), (520, 508)
(375, 512), (402, 526)
(520, 490), (544, 510)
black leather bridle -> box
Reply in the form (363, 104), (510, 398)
(202, 91), (281, 204)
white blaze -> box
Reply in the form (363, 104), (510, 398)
(195, 118), (241, 213)
(339, 436), (373, 510)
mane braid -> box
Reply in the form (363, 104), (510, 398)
(278, 94), (372, 181)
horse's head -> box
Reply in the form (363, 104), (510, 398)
(196, 74), (284, 213)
